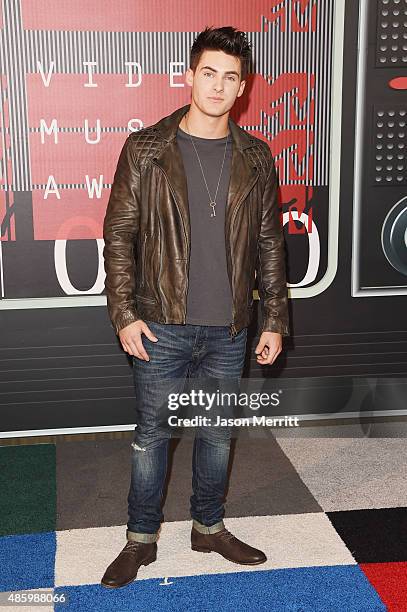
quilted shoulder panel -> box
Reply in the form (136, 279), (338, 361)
(245, 136), (274, 178)
(127, 127), (165, 165)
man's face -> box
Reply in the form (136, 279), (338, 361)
(185, 49), (246, 118)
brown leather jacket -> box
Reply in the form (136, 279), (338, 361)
(103, 104), (290, 339)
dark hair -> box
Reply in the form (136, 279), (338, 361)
(190, 26), (252, 81)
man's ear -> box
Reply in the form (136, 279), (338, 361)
(185, 67), (194, 87)
(237, 79), (246, 98)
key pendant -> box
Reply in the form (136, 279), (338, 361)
(210, 201), (216, 217)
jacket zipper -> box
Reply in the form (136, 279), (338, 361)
(227, 168), (260, 341)
(152, 160), (190, 323)
(140, 231), (148, 287)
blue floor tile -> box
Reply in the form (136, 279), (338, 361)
(54, 565), (386, 612)
(0, 532), (56, 592)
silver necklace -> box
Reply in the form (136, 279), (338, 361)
(184, 113), (230, 218)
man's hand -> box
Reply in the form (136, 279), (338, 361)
(254, 331), (282, 365)
(118, 320), (158, 361)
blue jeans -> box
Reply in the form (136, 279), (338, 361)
(127, 322), (248, 543)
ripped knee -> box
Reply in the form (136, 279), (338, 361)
(131, 441), (147, 452)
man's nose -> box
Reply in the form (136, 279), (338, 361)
(213, 79), (224, 92)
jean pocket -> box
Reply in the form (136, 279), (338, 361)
(237, 327), (248, 338)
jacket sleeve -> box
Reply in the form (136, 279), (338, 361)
(103, 135), (141, 335)
(256, 154), (290, 336)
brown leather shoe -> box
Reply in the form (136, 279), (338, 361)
(191, 527), (267, 565)
(101, 541), (157, 589)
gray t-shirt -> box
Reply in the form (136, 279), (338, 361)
(176, 126), (233, 326)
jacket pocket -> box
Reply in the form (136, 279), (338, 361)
(135, 293), (157, 304)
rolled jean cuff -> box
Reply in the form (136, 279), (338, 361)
(192, 519), (225, 534)
(126, 529), (158, 543)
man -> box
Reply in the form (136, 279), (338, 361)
(101, 26), (290, 589)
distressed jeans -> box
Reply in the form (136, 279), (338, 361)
(127, 322), (248, 543)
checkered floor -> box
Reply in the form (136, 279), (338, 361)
(0, 432), (406, 611)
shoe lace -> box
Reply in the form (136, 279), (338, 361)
(123, 540), (145, 554)
(217, 528), (236, 543)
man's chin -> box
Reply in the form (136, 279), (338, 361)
(201, 103), (230, 118)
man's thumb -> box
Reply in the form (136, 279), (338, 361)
(255, 342), (264, 354)
(142, 324), (158, 342)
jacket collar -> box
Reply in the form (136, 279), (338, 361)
(153, 104), (256, 151)
(151, 104), (260, 244)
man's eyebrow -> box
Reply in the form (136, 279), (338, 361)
(200, 65), (240, 77)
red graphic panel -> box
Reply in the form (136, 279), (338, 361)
(27, 74), (189, 239)
(1, 0), (327, 302)
(22, 0), (316, 33)
(233, 71), (315, 234)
